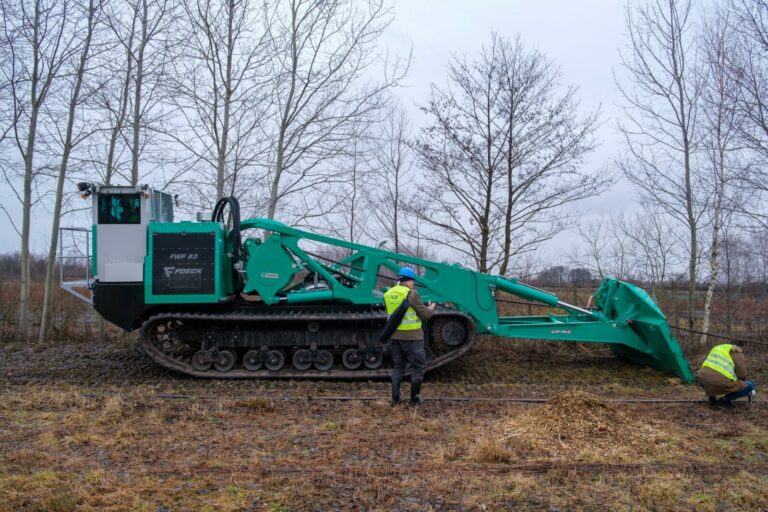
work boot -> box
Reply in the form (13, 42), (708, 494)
(391, 381), (401, 406)
(410, 381), (423, 406)
(714, 398), (735, 410)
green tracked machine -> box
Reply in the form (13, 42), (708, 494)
(68, 183), (695, 382)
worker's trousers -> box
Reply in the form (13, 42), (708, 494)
(723, 380), (756, 401)
(390, 339), (427, 385)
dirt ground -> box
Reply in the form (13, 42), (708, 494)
(1, 336), (767, 511)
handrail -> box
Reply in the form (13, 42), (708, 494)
(58, 227), (93, 304)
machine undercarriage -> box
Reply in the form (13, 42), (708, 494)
(141, 305), (474, 378)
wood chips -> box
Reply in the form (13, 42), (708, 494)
(502, 390), (668, 454)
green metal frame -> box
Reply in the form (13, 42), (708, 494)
(236, 218), (695, 383)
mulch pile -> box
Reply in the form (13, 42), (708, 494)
(502, 390), (669, 454)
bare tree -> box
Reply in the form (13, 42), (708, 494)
(572, 220), (612, 280)
(719, 230), (751, 335)
(617, 0), (704, 331)
(38, 0), (99, 343)
(412, 34), (602, 273)
(755, 230), (768, 289)
(263, 0), (408, 223)
(1, 0), (79, 340)
(733, 0), (768, 150)
(495, 35), (605, 275)
(572, 215), (635, 282)
(367, 103), (413, 253)
(167, 0), (272, 206)
(410, 40), (504, 273)
(622, 207), (683, 302)
(128, 0), (175, 186)
(324, 128), (375, 245)
(732, 0), (768, 228)
(698, 7), (745, 345)
(80, 0), (173, 188)
(85, 0), (140, 186)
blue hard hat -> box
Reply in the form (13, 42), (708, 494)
(398, 267), (417, 280)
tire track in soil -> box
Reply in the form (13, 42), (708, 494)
(102, 461), (768, 479)
(0, 339), (702, 399)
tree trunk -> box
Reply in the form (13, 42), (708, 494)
(268, 1), (299, 220)
(106, 14), (136, 185)
(500, 115), (515, 276)
(215, 0), (236, 201)
(131, 0), (148, 187)
(19, 120), (35, 342)
(700, 227), (719, 347)
(38, 0), (95, 343)
(393, 163), (399, 253)
(724, 245), (733, 337)
(668, 0), (697, 333)
(701, 169), (723, 347)
(349, 149), (357, 243)
(18, 2), (44, 342)
(684, 143), (697, 331)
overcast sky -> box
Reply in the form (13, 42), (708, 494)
(0, 0), (634, 259)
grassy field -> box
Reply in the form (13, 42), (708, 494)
(1, 336), (767, 511)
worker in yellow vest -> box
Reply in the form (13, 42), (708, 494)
(696, 343), (756, 409)
(384, 267), (435, 405)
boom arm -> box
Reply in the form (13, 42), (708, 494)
(236, 218), (695, 383)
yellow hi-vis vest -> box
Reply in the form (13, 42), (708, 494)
(383, 285), (422, 331)
(702, 344), (737, 380)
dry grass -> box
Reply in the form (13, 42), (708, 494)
(469, 435), (514, 463)
(0, 385), (766, 511)
(0, 340), (767, 511)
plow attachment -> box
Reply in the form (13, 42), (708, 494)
(490, 277), (695, 383)
(593, 279), (695, 383)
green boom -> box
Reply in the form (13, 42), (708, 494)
(236, 218), (695, 383)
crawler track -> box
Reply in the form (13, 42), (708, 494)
(140, 304), (476, 378)
(136, 461), (768, 479)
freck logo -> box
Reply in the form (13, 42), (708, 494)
(164, 266), (202, 278)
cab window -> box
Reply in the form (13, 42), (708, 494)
(98, 193), (141, 224)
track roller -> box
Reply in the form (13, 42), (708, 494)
(243, 349), (265, 371)
(213, 349), (236, 372)
(192, 350), (212, 371)
(342, 349), (363, 370)
(265, 349), (286, 371)
(363, 350), (383, 369)
(314, 350), (334, 371)
(292, 350), (312, 371)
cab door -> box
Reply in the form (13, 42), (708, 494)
(94, 188), (151, 283)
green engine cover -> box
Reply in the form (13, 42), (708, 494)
(145, 221), (234, 304)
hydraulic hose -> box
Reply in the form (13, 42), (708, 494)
(212, 196), (242, 265)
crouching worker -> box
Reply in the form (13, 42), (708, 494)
(697, 343), (756, 410)
(384, 267), (435, 406)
